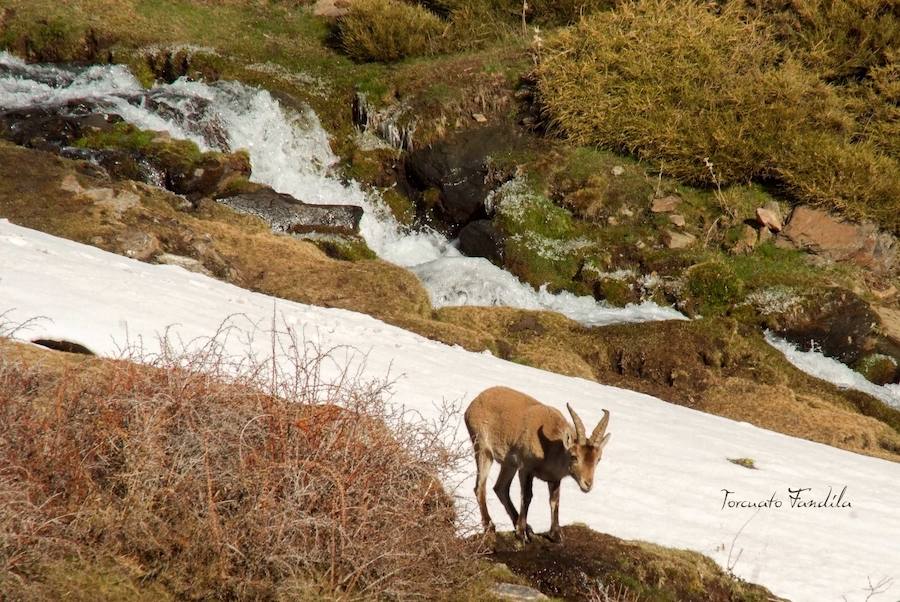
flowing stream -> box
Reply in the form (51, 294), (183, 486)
(0, 53), (686, 326)
(764, 332), (900, 409)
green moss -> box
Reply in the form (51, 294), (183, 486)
(381, 188), (417, 225)
(683, 261), (745, 316)
(307, 235), (377, 261)
(75, 123), (156, 152)
(493, 180), (593, 291)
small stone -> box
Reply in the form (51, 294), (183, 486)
(618, 206), (634, 217)
(472, 113), (488, 123)
(491, 582), (548, 601)
(60, 173), (83, 194)
(156, 253), (213, 276)
(872, 285), (897, 301)
(117, 229), (160, 262)
(663, 229), (696, 249)
(651, 195), (682, 213)
(611, 165), (625, 176)
(756, 203), (783, 232)
(730, 224), (758, 255)
(758, 226), (774, 244)
(669, 214), (686, 227)
(607, 216), (619, 226)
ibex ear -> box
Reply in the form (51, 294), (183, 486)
(563, 429), (575, 451)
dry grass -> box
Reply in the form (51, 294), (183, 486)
(533, 0), (900, 231)
(338, 0), (447, 62)
(0, 328), (481, 600)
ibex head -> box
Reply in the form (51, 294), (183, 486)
(564, 404), (612, 492)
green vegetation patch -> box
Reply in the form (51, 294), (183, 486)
(492, 179), (593, 292)
(682, 261), (745, 317)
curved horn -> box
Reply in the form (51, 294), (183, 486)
(567, 403), (587, 443)
(590, 409), (610, 444)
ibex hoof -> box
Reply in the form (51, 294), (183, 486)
(484, 521), (496, 534)
(516, 524), (534, 543)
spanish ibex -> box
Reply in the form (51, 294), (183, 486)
(464, 386), (611, 543)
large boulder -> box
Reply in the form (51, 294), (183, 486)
(405, 126), (523, 230)
(780, 206), (897, 275)
(217, 188), (363, 235)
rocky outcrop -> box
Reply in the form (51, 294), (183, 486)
(761, 286), (882, 366)
(217, 188), (364, 235)
(405, 126), (523, 230)
(779, 206), (898, 275)
(0, 103), (250, 200)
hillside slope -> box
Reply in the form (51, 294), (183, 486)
(2, 220), (898, 601)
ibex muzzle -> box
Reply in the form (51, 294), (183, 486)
(464, 386), (612, 543)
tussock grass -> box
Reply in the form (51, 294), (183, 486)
(740, 0), (900, 81)
(337, 0), (447, 62)
(0, 329), (478, 600)
(533, 0), (900, 231)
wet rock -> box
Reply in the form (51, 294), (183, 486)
(662, 229), (696, 249)
(767, 287), (879, 366)
(651, 194), (682, 213)
(756, 201), (783, 232)
(780, 206), (898, 275)
(405, 126), (523, 229)
(217, 188), (363, 235)
(458, 219), (503, 264)
(0, 104), (121, 150)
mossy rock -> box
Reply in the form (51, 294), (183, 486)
(492, 179), (593, 292)
(681, 261), (745, 317)
(854, 353), (898, 386)
(305, 234), (377, 261)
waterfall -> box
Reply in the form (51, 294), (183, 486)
(1, 52), (685, 327)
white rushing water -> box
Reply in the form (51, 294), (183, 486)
(765, 332), (900, 409)
(0, 52), (685, 326)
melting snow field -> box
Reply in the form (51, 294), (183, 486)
(2, 221), (899, 602)
(0, 52), (684, 327)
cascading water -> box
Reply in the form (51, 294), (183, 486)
(765, 332), (900, 409)
(0, 52), (685, 326)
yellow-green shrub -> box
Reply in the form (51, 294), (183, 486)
(740, 0), (900, 81)
(533, 0), (899, 231)
(338, 0), (446, 62)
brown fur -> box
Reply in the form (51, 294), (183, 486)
(464, 386), (611, 543)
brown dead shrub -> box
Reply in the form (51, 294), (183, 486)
(0, 327), (476, 600)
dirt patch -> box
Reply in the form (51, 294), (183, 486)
(488, 527), (777, 601)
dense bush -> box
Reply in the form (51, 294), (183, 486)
(0, 334), (475, 600)
(739, 0), (900, 81)
(533, 0), (900, 231)
(337, 0), (446, 62)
